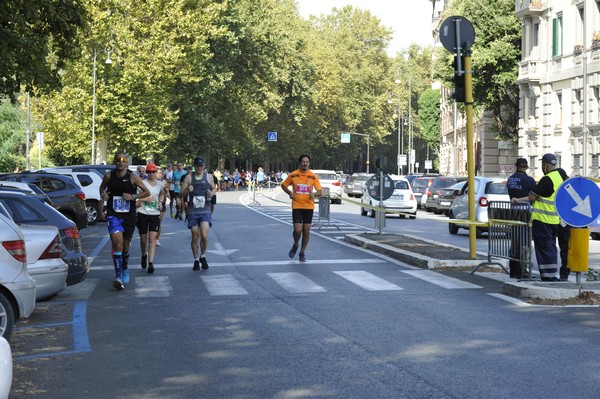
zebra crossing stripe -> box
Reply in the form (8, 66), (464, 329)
(268, 272), (327, 293)
(334, 271), (402, 291)
(201, 275), (249, 296)
(400, 270), (482, 289)
(133, 276), (173, 297)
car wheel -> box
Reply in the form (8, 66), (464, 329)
(348, 194), (353, 198)
(448, 222), (459, 234)
(591, 233), (600, 240)
(399, 214), (406, 219)
(476, 227), (484, 238)
(433, 209), (441, 214)
(0, 293), (15, 341)
(86, 201), (99, 225)
(370, 207), (375, 218)
(361, 207), (367, 216)
(409, 212), (417, 220)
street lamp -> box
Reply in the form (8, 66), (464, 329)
(388, 92), (403, 175)
(92, 47), (112, 164)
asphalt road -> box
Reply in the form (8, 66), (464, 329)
(10, 189), (600, 398)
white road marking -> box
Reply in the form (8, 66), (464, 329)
(201, 275), (249, 296)
(334, 271), (402, 291)
(268, 272), (327, 293)
(133, 276), (173, 297)
(91, 258), (386, 270)
(400, 270), (482, 289)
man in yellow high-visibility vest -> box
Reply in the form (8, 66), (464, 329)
(512, 153), (566, 281)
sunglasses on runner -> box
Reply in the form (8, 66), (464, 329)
(116, 157), (128, 163)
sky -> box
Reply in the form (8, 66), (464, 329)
(296, 0), (438, 56)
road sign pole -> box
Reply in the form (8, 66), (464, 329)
(464, 43), (477, 260)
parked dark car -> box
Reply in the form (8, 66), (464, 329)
(435, 181), (467, 216)
(43, 164), (116, 178)
(343, 174), (372, 198)
(0, 182), (52, 205)
(411, 176), (435, 208)
(0, 172), (88, 230)
(424, 176), (468, 213)
(0, 191), (89, 286)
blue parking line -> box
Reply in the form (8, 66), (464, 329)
(15, 301), (91, 361)
(72, 301), (91, 352)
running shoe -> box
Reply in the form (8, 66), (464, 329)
(141, 253), (148, 269)
(156, 240), (161, 247)
(288, 244), (299, 259)
(193, 260), (200, 271)
(122, 268), (130, 284)
(113, 278), (124, 290)
(148, 262), (155, 274)
(201, 257), (209, 270)
(299, 253), (306, 263)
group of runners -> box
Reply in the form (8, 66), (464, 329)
(100, 151), (322, 290)
(100, 153), (216, 290)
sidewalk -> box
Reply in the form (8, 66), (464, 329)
(345, 232), (600, 302)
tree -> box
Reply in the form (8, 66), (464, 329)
(0, 0), (86, 101)
(418, 89), (441, 156)
(0, 100), (26, 171)
(434, 0), (521, 140)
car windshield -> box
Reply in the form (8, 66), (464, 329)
(487, 182), (508, 194)
(317, 173), (338, 180)
(432, 178), (458, 189)
(412, 179), (429, 189)
(394, 180), (409, 190)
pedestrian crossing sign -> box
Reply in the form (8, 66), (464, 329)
(268, 131), (277, 142)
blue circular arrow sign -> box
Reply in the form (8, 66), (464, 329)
(555, 177), (600, 227)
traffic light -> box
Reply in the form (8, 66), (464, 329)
(452, 54), (465, 103)
(375, 156), (387, 170)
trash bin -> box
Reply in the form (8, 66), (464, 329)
(319, 187), (330, 221)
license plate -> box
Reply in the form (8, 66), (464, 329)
(440, 201), (450, 206)
(391, 194), (403, 199)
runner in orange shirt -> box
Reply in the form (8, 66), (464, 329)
(281, 154), (323, 262)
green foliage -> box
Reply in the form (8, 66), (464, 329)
(418, 89), (441, 154)
(0, 100), (27, 171)
(434, 0), (521, 140)
(12, 0), (438, 172)
(0, 0), (87, 101)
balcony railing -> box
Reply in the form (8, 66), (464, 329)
(517, 60), (541, 84)
(515, 0), (546, 17)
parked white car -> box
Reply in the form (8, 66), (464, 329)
(312, 169), (343, 204)
(360, 175), (417, 218)
(0, 203), (67, 300)
(41, 168), (105, 225)
(448, 177), (510, 238)
(0, 336), (11, 398)
(0, 213), (36, 340)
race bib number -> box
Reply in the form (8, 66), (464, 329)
(193, 196), (206, 209)
(143, 198), (159, 211)
(295, 183), (311, 195)
(175, 181), (181, 189)
(113, 196), (130, 213)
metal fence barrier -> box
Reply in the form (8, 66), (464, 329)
(471, 201), (532, 278)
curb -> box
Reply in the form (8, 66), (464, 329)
(344, 233), (506, 269)
(344, 234), (600, 301)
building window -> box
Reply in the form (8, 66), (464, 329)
(574, 89), (583, 125)
(592, 154), (599, 170)
(533, 23), (539, 48)
(594, 87), (600, 124)
(556, 92), (563, 127)
(529, 156), (537, 176)
(573, 154), (581, 172)
(552, 15), (563, 57)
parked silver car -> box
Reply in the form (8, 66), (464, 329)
(448, 177), (510, 238)
(0, 213), (36, 340)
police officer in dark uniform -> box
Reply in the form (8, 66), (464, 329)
(506, 158), (536, 278)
